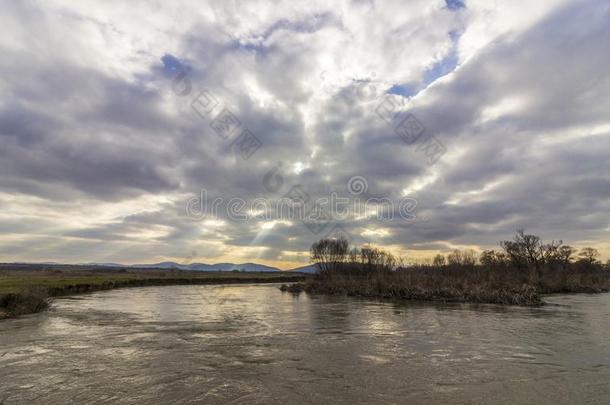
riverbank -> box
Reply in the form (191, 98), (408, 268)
(0, 266), (305, 319)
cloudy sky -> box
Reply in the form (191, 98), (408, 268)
(1, 0), (609, 268)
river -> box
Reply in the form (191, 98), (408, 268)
(1, 284), (609, 404)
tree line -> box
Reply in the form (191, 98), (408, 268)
(311, 229), (606, 273)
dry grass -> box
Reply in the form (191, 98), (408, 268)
(301, 264), (609, 306)
(0, 285), (51, 319)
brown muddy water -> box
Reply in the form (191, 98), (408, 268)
(1, 284), (609, 404)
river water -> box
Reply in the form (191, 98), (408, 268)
(0, 284), (609, 404)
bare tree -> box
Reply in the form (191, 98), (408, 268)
(360, 247), (380, 268)
(310, 237), (350, 272)
(359, 246), (396, 271)
(446, 249), (476, 266)
(556, 245), (576, 267)
(348, 247), (360, 265)
(500, 230), (545, 270)
(578, 247), (601, 266)
(461, 249), (477, 266)
(540, 240), (563, 265)
(432, 254), (446, 267)
(447, 250), (462, 266)
(479, 249), (506, 267)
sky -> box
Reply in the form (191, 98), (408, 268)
(1, 0), (609, 269)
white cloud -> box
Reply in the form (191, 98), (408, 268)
(0, 0), (608, 267)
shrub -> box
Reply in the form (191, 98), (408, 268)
(0, 285), (51, 318)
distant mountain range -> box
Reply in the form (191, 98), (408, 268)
(4, 260), (320, 273)
(76, 261), (319, 273)
(286, 264), (320, 274)
(78, 261), (280, 272)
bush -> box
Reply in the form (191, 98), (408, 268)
(0, 285), (52, 319)
(279, 283), (306, 293)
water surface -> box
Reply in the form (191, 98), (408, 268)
(1, 284), (609, 404)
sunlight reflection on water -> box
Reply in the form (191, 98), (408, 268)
(1, 284), (609, 404)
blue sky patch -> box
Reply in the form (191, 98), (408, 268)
(387, 84), (417, 98)
(422, 48), (458, 87)
(161, 54), (189, 74)
(386, 30), (461, 99)
(445, 0), (466, 10)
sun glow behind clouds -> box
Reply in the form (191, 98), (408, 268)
(480, 95), (530, 123)
(0, 0), (608, 268)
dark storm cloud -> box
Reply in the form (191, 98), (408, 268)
(0, 58), (181, 199)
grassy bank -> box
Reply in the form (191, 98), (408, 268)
(0, 265), (305, 319)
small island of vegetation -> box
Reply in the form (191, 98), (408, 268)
(287, 230), (609, 306)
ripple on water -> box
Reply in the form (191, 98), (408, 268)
(0, 286), (609, 404)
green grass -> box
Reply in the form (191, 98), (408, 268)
(0, 265), (306, 318)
